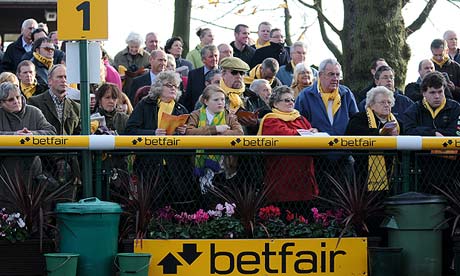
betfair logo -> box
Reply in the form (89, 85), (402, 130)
(328, 138), (377, 147)
(19, 137), (69, 145)
(131, 137), (181, 146)
(442, 139), (453, 147)
(230, 138), (280, 147)
(159, 244), (202, 274)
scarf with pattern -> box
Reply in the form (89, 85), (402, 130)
(33, 52), (53, 69)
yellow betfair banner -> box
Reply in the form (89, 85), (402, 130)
(115, 136), (397, 150)
(422, 137), (460, 150)
(134, 238), (367, 276)
(0, 136), (88, 148)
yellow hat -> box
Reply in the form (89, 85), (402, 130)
(219, 57), (250, 72)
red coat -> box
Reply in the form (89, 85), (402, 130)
(260, 116), (319, 202)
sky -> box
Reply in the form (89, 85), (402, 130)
(102, 0), (460, 85)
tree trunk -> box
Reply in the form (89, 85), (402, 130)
(284, 0), (293, 46)
(173, 0), (192, 57)
(341, 0), (410, 92)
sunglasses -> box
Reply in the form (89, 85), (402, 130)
(280, 98), (295, 103)
(230, 70), (245, 76)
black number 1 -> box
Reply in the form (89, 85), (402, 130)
(76, 1), (90, 31)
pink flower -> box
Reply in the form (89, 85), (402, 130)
(224, 202), (236, 217)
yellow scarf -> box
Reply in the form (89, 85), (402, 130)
(366, 108), (399, 191)
(33, 52), (53, 69)
(157, 99), (175, 128)
(423, 97), (446, 119)
(431, 55), (449, 68)
(318, 78), (341, 116)
(255, 40), (270, 49)
(257, 108), (301, 135)
(244, 64), (274, 86)
(219, 79), (245, 112)
(20, 80), (38, 99)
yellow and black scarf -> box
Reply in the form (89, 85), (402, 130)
(20, 79), (38, 99)
(366, 108), (399, 191)
(254, 40), (270, 49)
(244, 64), (275, 86)
(33, 52), (53, 69)
(220, 79), (245, 113)
(257, 108), (301, 135)
(423, 97), (446, 119)
(431, 55), (449, 68)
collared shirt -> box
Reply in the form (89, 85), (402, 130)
(149, 71), (157, 85)
(49, 90), (65, 122)
(22, 37), (33, 52)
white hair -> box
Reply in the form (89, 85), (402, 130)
(125, 32), (143, 45)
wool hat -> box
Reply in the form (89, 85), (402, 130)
(219, 57), (250, 72)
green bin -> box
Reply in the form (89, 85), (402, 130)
(56, 197), (122, 276)
(383, 192), (445, 276)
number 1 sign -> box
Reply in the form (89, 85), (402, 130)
(58, 0), (108, 40)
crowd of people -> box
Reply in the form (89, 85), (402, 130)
(0, 18), (459, 208)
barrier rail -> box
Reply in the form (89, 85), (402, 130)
(1, 135), (460, 150)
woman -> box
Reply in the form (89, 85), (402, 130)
(291, 63), (314, 99)
(258, 85), (319, 203)
(93, 83), (129, 134)
(118, 92), (133, 115)
(0, 82), (56, 193)
(186, 85), (243, 193)
(0, 72), (19, 86)
(164, 36), (194, 71)
(345, 86), (400, 190)
(186, 28), (214, 69)
(125, 71), (191, 207)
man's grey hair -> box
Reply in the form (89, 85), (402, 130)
(22, 18), (38, 30)
(201, 45), (217, 59)
(261, 58), (279, 73)
(125, 32), (143, 45)
(249, 79), (270, 92)
(0, 82), (20, 102)
(290, 41), (307, 54)
(318, 58), (341, 73)
(365, 86), (395, 109)
(443, 30), (456, 40)
(149, 71), (182, 100)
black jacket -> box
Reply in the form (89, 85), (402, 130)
(346, 111), (403, 135)
(180, 66), (205, 112)
(1, 36), (26, 73)
(402, 99), (460, 136)
(250, 42), (290, 69)
(124, 96), (188, 135)
(230, 41), (255, 66)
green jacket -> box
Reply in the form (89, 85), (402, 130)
(185, 44), (203, 69)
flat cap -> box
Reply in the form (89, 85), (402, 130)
(220, 57), (250, 72)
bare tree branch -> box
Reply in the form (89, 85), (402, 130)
(191, 17), (238, 31)
(405, 0), (437, 37)
(297, 0), (341, 36)
(284, 0), (293, 45)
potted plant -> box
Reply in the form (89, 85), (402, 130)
(0, 163), (75, 276)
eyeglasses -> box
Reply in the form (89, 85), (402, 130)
(4, 95), (20, 103)
(325, 72), (341, 78)
(230, 70), (245, 76)
(279, 98), (295, 103)
(375, 101), (392, 106)
(163, 83), (178, 89)
(40, 47), (55, 52)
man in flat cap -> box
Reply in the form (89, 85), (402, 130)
(220, 56), (270, 134)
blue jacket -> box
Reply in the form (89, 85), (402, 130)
(294, 82), (358, 135)
(358, 89), (414, 122)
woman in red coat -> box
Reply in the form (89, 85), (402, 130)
(258, 85), (319, 204)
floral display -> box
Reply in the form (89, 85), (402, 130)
(148, 204), (353, 239)
(0, 208), (28, 243)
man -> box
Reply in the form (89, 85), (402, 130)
(129, 49), (167, 104)
(444, 30), (460, 63)
(358, 65), (413, 121)
(230, 24), (255, 65)
(144, 32), (160, 53)
(30, 37), (55, 86)
(217, 43), (233, 62)
(430, 38), (460, 102)
(16, 60), (47, 99)
(28, 64), (80, 135)
(1, 18), (38, 73)
(247, 79), (272, 118)
(181, 45), (219, 111)
(252, 21), (271, 49)
(21, 28), (65, 67)
(49, 31), (60, 49)
(402, 71), (460, 186)
(295, 58), (358, 191)
(250, 28), (290, 68)
(404, 59), (454, 102)
(276, 41), (318, 86)
(355, 58), (388, 103)
(244, 57), (282, 89)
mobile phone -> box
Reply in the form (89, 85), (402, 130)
(384, 121), (397, 128)
(442, 72), (451, 82)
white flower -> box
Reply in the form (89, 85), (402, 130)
(224, 202), (236, 216)
(17, 218), (26, 228)
(215, 204), (224, 211)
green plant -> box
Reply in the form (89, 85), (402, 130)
(0, 163), (74, 247)
(433, 180), (460, 236)
(316, 173), (387, 237)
